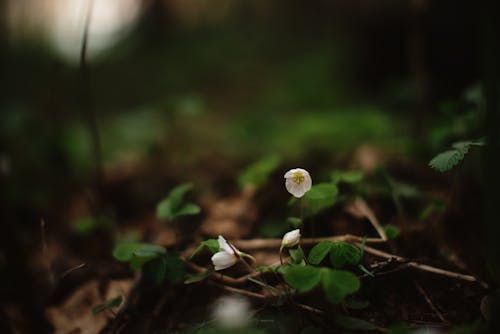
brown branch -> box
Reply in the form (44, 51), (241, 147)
(232, 234), (384, 250)
(355, 243), (487, 287)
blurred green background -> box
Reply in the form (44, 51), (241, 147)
(1, 0), (482, 213)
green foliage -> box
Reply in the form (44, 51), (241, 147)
(112, 242), (184, 283)
(429, 140), (485, 172)
(308, 241), (361, 268)
(260, 220), (289, 238)
(255, 265), (278, 273)
(302, 183), (338, 216)
(334, 315), (378, 331)
(288, 246), (306, 265)
(331, 170), (364, 185)
(184, 269), (214, 284)
(308, 241), (332, 265)
(283, 264), (361, 304)
(283, 266), (322, 292)
(72, 216), (112, 236)
(142, 253), (185, 285)
(420, 199), (446, 220)
(156, 183), (200, 221)
(286, 217), (302, 228)
(190, 239), (219, 259)
(329, 242), (361, 268)
(92, 296), (123, 315)
(383, 224), (400, 240)
(238, 155), (281, 188)
(113, 242), (166, 263)
(321, 268), (360, 304)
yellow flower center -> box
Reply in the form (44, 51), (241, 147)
(292, 171), (305, 185)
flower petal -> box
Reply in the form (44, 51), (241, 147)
(284, 168), (298, 179)
(218, 235), (234, 254)
(212, 251), (238, 271)
(286, 179), (305, 198)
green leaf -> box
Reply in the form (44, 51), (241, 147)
(302, 183), (338, 215)
(143, 253), (185, 285)
(112, 242), (165, 262)
(329, 242), (361, 268)
(184, 269), (214, 284)
(190, 239), (220, 259)
(383, 224), (400, 240)
(429, 140), (484, 172)
(238, 156), (281, 188)
(93, 296), (123, 314)
(308, 241), (332, 265)
(334, 315), (378, 331)
(260, 220), (289, 238)
(283, 265), (322, 292)
(156, 183), (199, 221)
(429, 150), (464, 172)
(289, 246), (305, 265)
(321, 269), (360, 304)
(286, 217), (302, 228)
(331, 170), (364, 185)
(175, 203), (201, 216)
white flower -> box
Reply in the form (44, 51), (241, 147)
(284, 168), (312, 198)
(211, 235), (240, 271)
(282, 229), (301, 248)
(213, 295), (251, 329)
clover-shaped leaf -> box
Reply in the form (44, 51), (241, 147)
(329, 242), (361, 268)
(308, 241), (332, 265)
(321, 269), (360, 304)
(283, 266), (322, 292)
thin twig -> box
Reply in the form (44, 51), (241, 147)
(346, 198), (388, 241)
(208, 282), (266, 299)
(413, 280), (450, 325)
(209, 282), (326, 317)
(296, 303), (324, 315)
(232, 234), (384, 250)
(60, 263), (87, 279)
(354, 243), (487, 286)
(184, 261), (265, 285)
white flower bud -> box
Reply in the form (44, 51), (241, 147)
(282, 229), (301, 248)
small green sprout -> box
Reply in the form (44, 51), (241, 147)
(156, 183), (200, 221)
